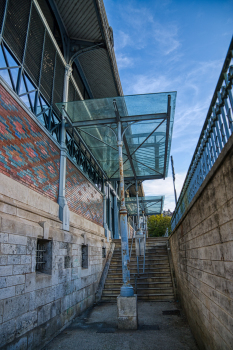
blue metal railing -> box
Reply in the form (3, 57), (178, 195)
(171, 38), (233, 231)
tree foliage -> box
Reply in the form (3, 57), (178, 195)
(147, 214), (171, 237)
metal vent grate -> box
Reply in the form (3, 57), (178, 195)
(36, 241), (46, 272)
(82, 245), (88, 269)
(37, 0), (54, 33)
(40, 32), (56, 103)
(37, 0), (63, 53)
(3, 0), (31, 62)
(68, 79), (76, 102)
(0, 0), (6, 34)
(72, 64), (84, 97)
(52, 54), (65, 114)
(24, 4), (45, 85)
(78, 49), (118, 98)
(102, 247), (106, 258)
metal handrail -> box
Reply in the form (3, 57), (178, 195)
(135, 231), (147, 292)
(130, 232), (134, 260)
(143, 232), (146, 273)
(171, 38), (233, 230)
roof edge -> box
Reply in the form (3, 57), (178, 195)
(95, 0), (124, 96)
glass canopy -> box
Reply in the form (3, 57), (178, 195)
(124, 196), (164, 216)
(56, 92), (176, 181)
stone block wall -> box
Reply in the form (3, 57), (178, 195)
(0, 80), (108, 349)
(0, 173), (109, 349)
(170, 135), (233, 350)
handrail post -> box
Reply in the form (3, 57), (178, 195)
(117, 116), (134, 297)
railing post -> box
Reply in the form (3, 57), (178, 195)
(135, 181), (142, 234)
(102, 181), (109, 240)
(117, 120), (134, 297)
(113, 183), (119, 239)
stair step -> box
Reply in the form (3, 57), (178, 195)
(111, 256), (169, 261)
(101, 238), (174, 302)
(102, 287), (173, 294)
(106, 272), (171, 277)
(109, 262), (170, 267)
(101, 294), (174, 301)
(104, 282), (172, 288)
(108, 268), (170, 273)
(105, 277), (172, 283)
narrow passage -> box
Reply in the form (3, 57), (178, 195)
(44, 302), (198, 350)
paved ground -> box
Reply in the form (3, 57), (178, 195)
(44, 301), (199, 350)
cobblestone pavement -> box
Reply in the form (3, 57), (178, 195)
(44, 301), (199, 350)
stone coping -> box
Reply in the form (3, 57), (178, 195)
(0, 172), (105, 238)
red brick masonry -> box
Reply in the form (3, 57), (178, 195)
(0, 84), (103, 226)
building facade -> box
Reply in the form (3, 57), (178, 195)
(0, 0), (121, 348)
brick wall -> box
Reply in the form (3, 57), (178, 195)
(0, 83), (103, 226)
(66, 161), (103, 226)
(170, 135), (233, 350)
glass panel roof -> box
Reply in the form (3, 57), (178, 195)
(56, 92), (176, 181)
(57, 92), (176, 123)
(124, 196), (164, 216)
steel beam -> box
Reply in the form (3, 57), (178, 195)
(112, 174), (163, 181)
(163, 95), (171, 179)
(66, 113), (167, 128)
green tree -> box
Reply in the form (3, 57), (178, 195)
(147, 214), (171, 237)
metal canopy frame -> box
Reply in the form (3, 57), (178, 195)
(124, 196), (165, 217)
(57, 92), (176, 182)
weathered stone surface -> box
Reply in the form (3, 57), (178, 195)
(0, 169), (108, 349)
(118, 316), (138, 330)
(15, 311), (37, 337)
(4, 295), (29, 322)
(0, 319), (16, 346)
(8, 234), (27, 245)
(117, 295), (138, 329)
(0, 233), (8, 243)
(0, 265), (12, 277)
(170, 137), (233, 350)
(0, 286), (15, 301)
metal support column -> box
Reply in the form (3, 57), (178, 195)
(58, 64), (72, 231)
(113, 182), (119, 239)
(171, 156), (177, 205)
(102, 180), (109, 240)
(117, 120), (134, 297)
(108, 185), (112, 237)
(135, 181), (142, 234)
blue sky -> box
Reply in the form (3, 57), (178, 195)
(104, 0), (233, 210)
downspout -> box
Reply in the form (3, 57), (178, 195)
(103, 180), (109, 241)
(58, 45), (102, 230)
(58, 64), (72, 231)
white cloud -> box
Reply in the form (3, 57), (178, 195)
(153, 25), (181, 55)
(129, 74), (176, 94)
(116, 53), (133, 69)
(115, 31), (132, 50)
(143, 172), (186, 211)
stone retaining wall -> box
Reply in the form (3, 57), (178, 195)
(170, 135), (233, 350)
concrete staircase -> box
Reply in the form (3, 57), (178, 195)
(101, 237), (174, 302)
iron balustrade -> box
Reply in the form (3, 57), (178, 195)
(171, 38), (233, 231)
(0, 0), (104, 190)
